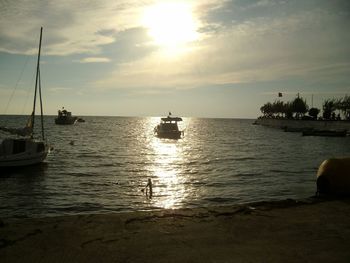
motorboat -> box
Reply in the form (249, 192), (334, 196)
(55, 107), (77, 125)
(154, 113), (184, 139)
(0, 27), (50, 167)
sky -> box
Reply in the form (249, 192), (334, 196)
(0, 0), (349, 118)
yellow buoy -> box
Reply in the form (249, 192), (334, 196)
(316, 158), (350, 195)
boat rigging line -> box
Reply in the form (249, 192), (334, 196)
(3, 54), (31, 115)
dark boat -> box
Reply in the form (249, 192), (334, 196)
(154, 114), (184, 139)
(302, 129), (347, 137)
(55, 107), (77, 125)
(283, 126), (309, 132)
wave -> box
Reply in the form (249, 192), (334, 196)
(268, 169), (304, 175)
(203, 197), (239, 203)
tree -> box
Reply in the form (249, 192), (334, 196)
(260, 102), (273, 117)
(260, 100), (288, 118)
(273, 100), (284, 117)
(283, 102), (293, 119)
(322, 99), (336, 120)
(338, 96), (350, 120)
(291, 97), (308, 119)
(309, 107), (320, 120)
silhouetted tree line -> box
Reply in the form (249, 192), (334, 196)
(260, 95), (350, 120)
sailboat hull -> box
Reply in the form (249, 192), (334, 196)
(1, 28), (50, 168)
(0, 152), (48, 167)
(0, 139), (49, 167)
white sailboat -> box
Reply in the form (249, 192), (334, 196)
(0, 27), (50, 167)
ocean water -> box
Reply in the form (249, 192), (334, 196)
(1, 116), (350, 219)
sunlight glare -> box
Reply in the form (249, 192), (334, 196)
(142, 2), (198, 53)
(146, 118), (187, 209)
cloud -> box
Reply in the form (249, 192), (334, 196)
(0, 0), (147, 55)
(0, 0), (224, 56)
(93, 4), (350, 91)
(1, 0), (349, 96)
(48, 87), (72, 93)
(77, 57), (111, 63)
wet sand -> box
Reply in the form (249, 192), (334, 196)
(1, 198), (350, 262)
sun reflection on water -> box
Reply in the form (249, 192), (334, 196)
(147, 117), (187, 209)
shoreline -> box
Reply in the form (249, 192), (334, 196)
(2, 197), (350, 262)
(254, 118), (350, 131)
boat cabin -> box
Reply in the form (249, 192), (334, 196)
(0, 138), (46, 156)
(159, 117), (182, 131)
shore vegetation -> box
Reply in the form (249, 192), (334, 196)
(260, 95), (350, 121)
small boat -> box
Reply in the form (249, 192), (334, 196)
(77, 118), (85, 123)
(154, 113), (184, 139)
(0, 27), (50, 167)
(302, 129), (347, 137)
(55, 107), (77, 125)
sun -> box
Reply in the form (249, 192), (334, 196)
(142, 2), (198, 53)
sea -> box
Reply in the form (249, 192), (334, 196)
(1, 115), (350, 219)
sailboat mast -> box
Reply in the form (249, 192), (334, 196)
(38, 68), (45, 140)
(32, 27), (43, 138)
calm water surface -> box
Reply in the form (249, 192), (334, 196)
(1, 116), (350, 218)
